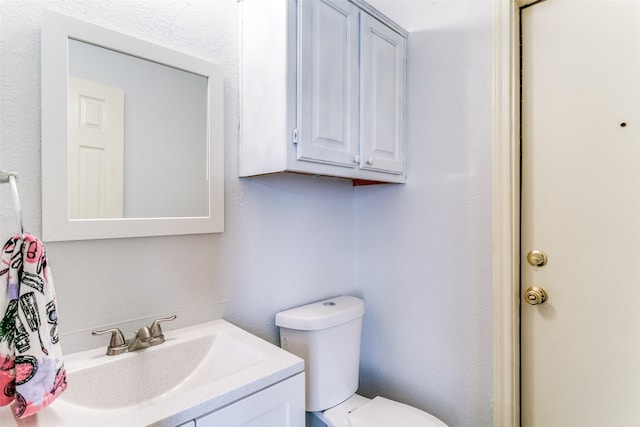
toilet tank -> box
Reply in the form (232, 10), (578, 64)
(275, 295), (365, 412)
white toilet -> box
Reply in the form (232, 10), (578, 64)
(275, 295), (448, 427)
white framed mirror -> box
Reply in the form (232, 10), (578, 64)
(41, 11), (224, 241)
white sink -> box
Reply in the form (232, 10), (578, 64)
(0, 319), (304, 426)
(63, 325), (267, 409)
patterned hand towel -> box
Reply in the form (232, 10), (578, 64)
(0, 233), (67, 418)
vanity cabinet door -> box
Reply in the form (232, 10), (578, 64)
(296, 0), (360, 168)
(195, 373), (305, 427)
(359, 12), (406, 174)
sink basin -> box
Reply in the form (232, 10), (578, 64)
(63, 327), (266, 409)
(0, 319), (304, 427)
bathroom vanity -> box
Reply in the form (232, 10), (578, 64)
(181, 374), (303, 427)
(0, 320), (305, 427)
(239, 0), (408, 184)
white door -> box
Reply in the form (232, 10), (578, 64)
(68, 76), (125, 219)
(297, 0), (359, 168)
(521, 1), (640, 426)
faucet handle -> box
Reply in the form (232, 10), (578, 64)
(92, 328), (127, 356)
(149, 315), (177, 339)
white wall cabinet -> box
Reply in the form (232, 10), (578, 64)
(240, 0), (408, 184)
(194, 373), (305, 427)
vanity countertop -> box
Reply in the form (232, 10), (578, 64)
(0, 319), (304, 427)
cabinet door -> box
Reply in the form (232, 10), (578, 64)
(297, 0), (359, 168)
(359, 13), (406, 174)
(195, 373), (305, 427)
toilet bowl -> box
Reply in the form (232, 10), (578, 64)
(275, 295), (448, 427)
(316, 394), (447, 427)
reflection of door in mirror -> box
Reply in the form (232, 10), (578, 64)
(68, 76), (125, 219)
(68, 39), (209, 219)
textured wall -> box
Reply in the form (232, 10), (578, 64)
(357, 2), (494, 426)
(0, 1), (494, 426)
(0, 0), (356, 352)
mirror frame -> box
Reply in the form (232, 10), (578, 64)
(41, 11), (224, 241)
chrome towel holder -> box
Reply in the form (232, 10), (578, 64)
(0, 170), (25, 238)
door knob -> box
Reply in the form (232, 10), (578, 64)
(524, 285), (547, 305)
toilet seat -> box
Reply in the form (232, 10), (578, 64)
(316, 394), (448, 427)
(348, 396), (448, 427)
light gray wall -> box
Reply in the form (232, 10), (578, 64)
(0, 0), (355, 355)
(0, 1), (493, 426)
(357, 2), (493, 426)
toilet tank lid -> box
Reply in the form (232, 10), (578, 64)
(275, 295), (365, 331)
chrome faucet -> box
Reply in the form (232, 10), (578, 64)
(92, 315), (177, 356)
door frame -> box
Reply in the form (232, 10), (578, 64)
(492, 1), (537, 426)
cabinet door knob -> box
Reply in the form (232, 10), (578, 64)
(366, 157), (374, 165)
(354, 155), (361, 163)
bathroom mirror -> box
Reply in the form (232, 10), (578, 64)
(41, 11), (224, 241)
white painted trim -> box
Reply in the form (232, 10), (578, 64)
(492, 1), (525, 426)
(493, 0), (542, 425)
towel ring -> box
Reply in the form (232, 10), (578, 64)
(9, 175), (25, 238)
(1, 170), (25, 238)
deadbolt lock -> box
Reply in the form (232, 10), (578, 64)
(524, 285), (547, 305)
(527, 250), (548, 267)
